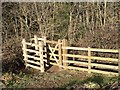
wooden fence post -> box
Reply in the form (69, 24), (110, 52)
(62, 39), (68, 70)
(39, 41), (44, 72)
(34, 35), (38, 50)
(22, 39), (28, 67)
(58, 39), (62, 69)
(88, 47), (91, 73)
(118, 49), (120, 85)
(43, 36), (49, 67)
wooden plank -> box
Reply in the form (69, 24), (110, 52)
(43, 36), (49, 67)
(25, 42), (39, 47)
(88, 47), (91, 73)
(46, 40), (58, 44)
(48, 44), (59, 51)
(49, 53), (59, 57)
(91, 63), (118, 70)
(64, 60), (88, 66)
(48, 44), (59, 64)
(65, 66), (88, 72)
(58, 39), (62, 69)
(63, 54), (118, 62)
(51, 47), (59, 51)
(62, 46), (88, 51)
(25, 41), (58, 49)
(64, 60), (118, 70)
(65, 66), (118, 75)
(62, 46), (118, 53)
(25, 54), (51, 60)
(25, 48), (46, 53)
(25, 55), (41, 60)
(26, 49), (39, 54)
(26, 64), (41, 70)
(49, 58), (57, 61)
(118, 49), (120, 83)
(90, 48), (119, 53)
(90, 56), (118, 62)
(38, 38), (44, 41)
(39, 41), (45, 72)
(63, 54), (88, 59)
(50, 62), (59, 66)
(34, 35), (38, 50)
(43, 59), (47, 62)
(26, 60), (40, 65)
(27, 54), (46, 58)
(22, 39), (28, 66)
(30, 38), (34, 41)
(62, 39), (68, 70)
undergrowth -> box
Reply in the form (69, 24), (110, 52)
(1, 70), (118, 89)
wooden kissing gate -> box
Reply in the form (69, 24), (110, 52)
(22, 35), (64, 72)
(22, 35), (119, 75)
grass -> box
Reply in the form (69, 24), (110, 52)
(1, 69), (118, 89)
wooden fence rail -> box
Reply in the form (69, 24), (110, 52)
(22, 35), (119, 75)
(62, 46), (118, 53)
(62, 46), (118, 75)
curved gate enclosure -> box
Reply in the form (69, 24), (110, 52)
(22, 35), (119, 75)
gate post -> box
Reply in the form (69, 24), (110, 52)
(34, 35), (38, 55)
(118, 49), (120, 85)
(39, 41), (45, 72)
(22, 39), (28, 68)
(43, 36), (47, 60)
(88, 47), (91, 73)
(62, 39), (68, 70)
(43, 36), (49, 67)
(58, 39), (62, 69)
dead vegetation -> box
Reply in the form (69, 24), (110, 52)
(1, 68), (118, 89)
(1, 2), (119, 89)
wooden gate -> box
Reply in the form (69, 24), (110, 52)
(36, 36), (62, 69)
(47, 40), (62, 67)
(22, 35), (119, 75)
(22, 35), (63, 72)
(22, 38), (45, 72)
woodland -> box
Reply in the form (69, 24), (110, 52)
(1, 2), (120, 89)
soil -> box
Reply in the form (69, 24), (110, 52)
(20, 65), (92, 89)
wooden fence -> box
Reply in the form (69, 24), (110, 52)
(62, 46), (118, 75)
(22, 39), (45, 72)
(22, 35), (119, 75)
